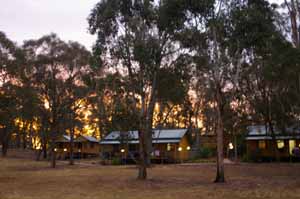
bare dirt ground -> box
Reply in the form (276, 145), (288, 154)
(0, 156), (300, 199)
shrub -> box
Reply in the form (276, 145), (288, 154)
(111, 157), (121, 165)
(198, 147), (215, 158)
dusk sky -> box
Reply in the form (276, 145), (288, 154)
(0, 0), (282, 50)
(0, 0), (99, 50)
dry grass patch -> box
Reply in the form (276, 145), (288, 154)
(0, 157), (300, 199)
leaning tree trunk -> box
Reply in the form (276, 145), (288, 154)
(214, 90), (225, 183)
(145, 70), (158, 166)
(145, 95), (156, 166)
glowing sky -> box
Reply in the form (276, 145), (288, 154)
(0, 0), (283, 50)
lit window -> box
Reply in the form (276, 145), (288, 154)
(228, 143), (234, 150)
(258, 140), (266, 149)
(167, 143), (171, 151)
(277, 140), (285, 149)
(289, 140), (296, 155)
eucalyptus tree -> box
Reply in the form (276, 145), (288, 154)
(282, 0), (300, 48)
(169, 0), (232, 182)
(154, 66), (192, 128)
(23, 34), (91, 168)
(216, 0), (300, 163)
(85, 72), (136, 138)
(166, 0), (278, 182)
(61, 42), (91, 165)
(0, 31), (24, 156)
(88, 0), (187, 179)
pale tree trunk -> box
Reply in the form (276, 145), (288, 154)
(286, 0), (299, 47)
(145, 78), (157, 166)
(214, 88), (225, 183)
(211, 21), (225, 183)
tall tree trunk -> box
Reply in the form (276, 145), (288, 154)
(268, 121), (280, 162)
(1, 127), (9, 157)
(138, 93), (148, 180)
(42, 140), (47, 159)
(234, 134), (238, 163)
(145, 71), (158, 166)
(41, 129), (48, 159)
(145, 97), (156, 166)
(16, 128), (21, 148)
(214, 89), (225, 183)
(138, 129), (147, 180)
(28, 122), (33, 149)
(50, 139), (56, 168)
(22, 122), (27, 149)
(2, 141), (8, 157)
(69, 124), (75, 165)
(50, 119), (57, 168)
(286, 0), (299, 47)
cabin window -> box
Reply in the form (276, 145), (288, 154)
(58, 143), (63, 149)
(258, 140), (266, 149)
(289, 140), (296, 155)
(277, 140), (285, 149)
(78, 143), (82, 149)
(167, 143), (172, 151)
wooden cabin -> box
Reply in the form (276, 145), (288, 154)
(100, 129), (192, 163)
(55, 135), (72, 160)
(55, 135), (99, 159)
(75, 135), (100, 157)
(245, 125), (300, 161)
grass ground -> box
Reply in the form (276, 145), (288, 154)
(0, 156), (300, 199)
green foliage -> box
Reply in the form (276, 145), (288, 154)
(111, 157), (122, 165)
(197, 147), (215, 159)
